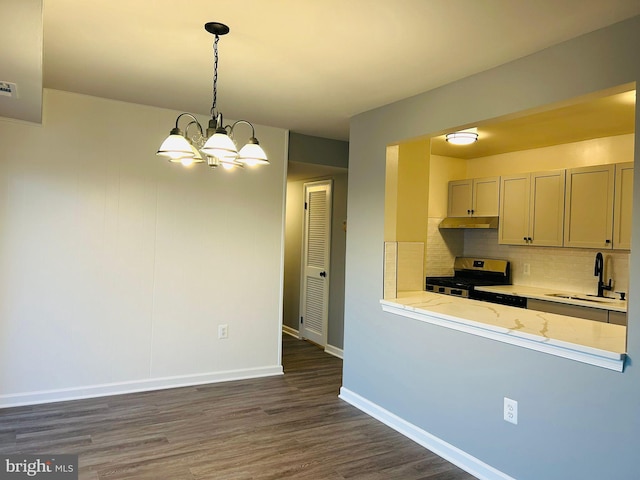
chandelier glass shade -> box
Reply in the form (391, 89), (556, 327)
(157, 128), (195, 160)
(156, 22), (268, 170)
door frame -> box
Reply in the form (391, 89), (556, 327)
(299, 179), (333, 346)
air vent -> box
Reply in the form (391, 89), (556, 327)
(0, 82), (18, 98)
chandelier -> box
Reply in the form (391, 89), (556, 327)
(156, 22), (268, 170)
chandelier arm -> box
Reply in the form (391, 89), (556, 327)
(185, 120), (204, 135)
(229, 119), (256, 138)
(174, 113), (203, 131)
(184, 120), (205, 148)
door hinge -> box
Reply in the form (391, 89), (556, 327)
(304, 202), (308, 210)
(300, 316), (304, 324)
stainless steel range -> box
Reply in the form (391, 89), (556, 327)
(426, 257), (514, 302)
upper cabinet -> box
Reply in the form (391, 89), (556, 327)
(448, 177), (499, 217)
(449, 163), (631, 250)
(499, 170), (565, 246)
(447, 179), (472, 217)
(498, 174), (529, 245)
(564, 165), (615, 249)
(613, 162), (634, 250)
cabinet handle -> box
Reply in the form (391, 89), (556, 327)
(467, 209), (471, 215)
(471, 209), (475, 215)
(523, 237), (527, 241)
(605, 239), (611, 244)
(528, 237), (532, 242)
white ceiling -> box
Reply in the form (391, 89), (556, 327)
(3, 1), (640, 140)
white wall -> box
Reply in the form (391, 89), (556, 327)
(0, 89), (288, 406)
(0, 0), (42, 123)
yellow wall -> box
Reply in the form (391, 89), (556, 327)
(384, 145), (399, 241)
(465, 133), (634, 177)
(396, 141), (430, 241)
(385, 141), (430, 242)
(428, 154), (466, 218)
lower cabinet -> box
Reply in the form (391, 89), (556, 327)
(608, 311), (628, 326)
(527, 298), (609, 323)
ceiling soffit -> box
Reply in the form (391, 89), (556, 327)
(429, 88), (636, 159)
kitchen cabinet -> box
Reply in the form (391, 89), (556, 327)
(613, 162), (634, 250)
(499, 170), (565, 246)
(608, 311), (627, 326)
(564, 164), (615, 249)
(448, 176), (499, 217)
(527, 298), (609, 323)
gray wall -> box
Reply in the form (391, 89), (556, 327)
(283, 134), (349, 350)
(289, 132), (349, 168)
(344, 16), (640, 480)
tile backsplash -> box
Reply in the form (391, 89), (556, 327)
(424, 218), (630, 297)
(384, 241), (425, 298)
(425, 217), (463, 277)
(463, 229), (630, 296)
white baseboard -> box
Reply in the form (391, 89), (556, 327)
(282, 326), (343, 359)
(324, 344), (344, 359)
(338, 387), (515, 480)
(0, 366), (283, 409)
(282, 325), (300, 338)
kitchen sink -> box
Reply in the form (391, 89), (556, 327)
(544, 293), (618, 304)
(582, 294), (619, 303)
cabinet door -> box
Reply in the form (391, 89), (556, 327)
(530, 170), (565, 246)
(613, 162), (633, 250)
(473, 176), (500, 217)
(564, 165), (614, 249)
(448, 179), (473, 217)
(608, 311), (627, 326)
(527, 298), (608, 323)
(499, 174), (530, 245)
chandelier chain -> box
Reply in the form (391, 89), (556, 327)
(211, 34), (220, 116)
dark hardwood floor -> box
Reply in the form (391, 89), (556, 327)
(0, 335), (476, 479)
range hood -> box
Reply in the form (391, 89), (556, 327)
(439, 216), (499, 229)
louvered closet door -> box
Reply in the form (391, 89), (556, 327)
(300, 180), (332, 346)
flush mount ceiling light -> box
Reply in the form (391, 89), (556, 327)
(445, 128), (479, 146)
(156, 22), (268, 170)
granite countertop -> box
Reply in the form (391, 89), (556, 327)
(474, 285), (627, 312)
(380, 291), (626, 372)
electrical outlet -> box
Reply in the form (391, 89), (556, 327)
(523, 263), (531, 276)
(504, 397), (518, 425)
(218, 324), (228, 339)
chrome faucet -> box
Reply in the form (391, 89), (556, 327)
(594, 252), (612, 297)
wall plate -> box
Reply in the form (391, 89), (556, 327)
(0, 81), (18, 98)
